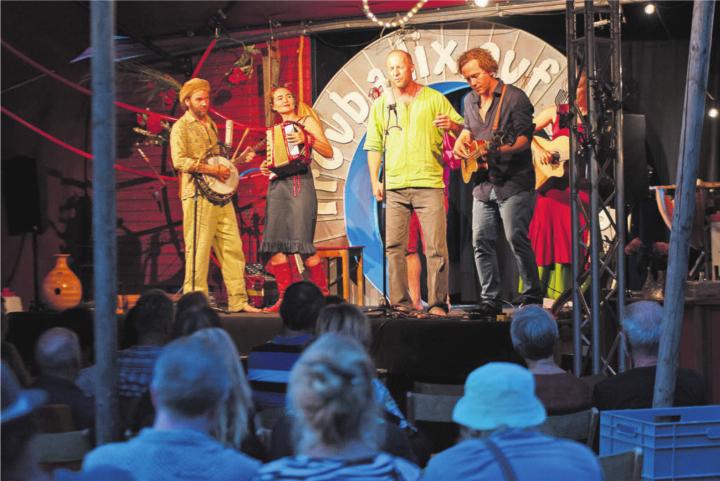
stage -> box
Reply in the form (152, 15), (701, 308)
(5, 308), (521, 388)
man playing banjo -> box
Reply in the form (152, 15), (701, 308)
(170, 77), (261, 313)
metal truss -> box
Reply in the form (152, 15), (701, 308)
(564, 0), (627, 377)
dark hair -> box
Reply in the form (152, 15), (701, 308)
(280, 281), (325, 332)
(324, 295), (346, 306)
(510, 305), (558, 361)
(457, 47), (498, 75)
(172, 306), (222, 338)
(133, 289), (174, 340)
(151, 336), (229, 417)
(316, 304), (371, 349)
(176, 291), (210, 321)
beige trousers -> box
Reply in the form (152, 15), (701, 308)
(182, 194), (248, 311)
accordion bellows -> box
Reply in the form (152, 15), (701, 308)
(267, 121), (312, 176)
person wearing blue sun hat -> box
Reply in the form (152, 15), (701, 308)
(422, 362), (602, 481)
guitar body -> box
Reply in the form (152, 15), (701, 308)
(531, 136), (570, 190)
(460, 140), (490, 184)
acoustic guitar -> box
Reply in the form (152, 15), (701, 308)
(460, 140), (492, 184)
(531, 136), (570, 190)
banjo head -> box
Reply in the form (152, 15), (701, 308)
(205, 156), (239, 195)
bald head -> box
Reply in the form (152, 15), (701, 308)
(387, 49), (413, 66)
(386, 50), (416, 91)
(35, 327), (81, 380)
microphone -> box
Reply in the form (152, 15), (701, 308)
(384, 80), (401, 132)
(225, 119), (234, 148)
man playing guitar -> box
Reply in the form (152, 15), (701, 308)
(170, 77), (261, 313)
(453, 48), (543, 316)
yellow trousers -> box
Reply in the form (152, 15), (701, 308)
(182, 194), (248, 311)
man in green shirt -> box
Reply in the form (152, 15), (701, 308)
(364, 50), (463, 315)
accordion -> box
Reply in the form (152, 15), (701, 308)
(266, 121), (312, 177)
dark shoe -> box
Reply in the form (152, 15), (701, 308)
(470, 302), (502, 318)
(518, 295), (543, 307)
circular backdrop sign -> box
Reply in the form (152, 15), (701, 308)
(311, 21), (567, 300)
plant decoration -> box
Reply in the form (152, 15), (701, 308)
(118, 62), (182, 107)
(225, 43), (261, 85)
(135, 109), (171, 140)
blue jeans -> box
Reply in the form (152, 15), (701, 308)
(472, 189), (542, 305)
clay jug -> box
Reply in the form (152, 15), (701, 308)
(41, 254), (82, 311)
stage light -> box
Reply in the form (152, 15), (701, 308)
(709, 107), (719, 119)
(644, 3), (656, 15)
(473, 0), (490, 6)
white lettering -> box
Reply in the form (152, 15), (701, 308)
(431, 40), (458, 75)
(318, 202), (338, 216)
(329, 91), (369, 124)
(414, 46), (430, 79)
(500, 50), (531, 85)
(525, 59), (561, 98)
(324, 113), (354, 144)
(314, 146), (344, 171)
(480, 42), (501, 63)
(312, 168), (339, 192)
(367, 68), (387, 88)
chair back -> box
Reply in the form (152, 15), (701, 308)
(412, 382), (464, 395)
(538, 407), (599, 447)
(599, 448), (643, 481)
(406, 392), (461, 424)
(32, 429), (93, 472)
(35, 404), (76, 433)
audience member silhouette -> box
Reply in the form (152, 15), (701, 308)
(593, 300), (706, 410)
(510, 305), (591, 414)
(256, 334), (421, 480)
(33, 327), (95, 429)
(83, 336), (260, 481)
(423, 362), (602, 481)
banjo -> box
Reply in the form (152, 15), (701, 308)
(193, 139), (266, 206)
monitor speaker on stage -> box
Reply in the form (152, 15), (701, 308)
(623, 113), (648, 207)
(2, 155), (44, 235)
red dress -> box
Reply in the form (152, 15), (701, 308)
(529, 104), (589, 266)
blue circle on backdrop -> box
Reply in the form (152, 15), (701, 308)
(344, 81), (469, 296)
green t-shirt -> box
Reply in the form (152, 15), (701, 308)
(364, 86), (463, 190)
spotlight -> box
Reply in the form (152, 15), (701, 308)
(709, 107), (719, 119)
(644, 3), (656, 15)
(472, 0), (490, 7)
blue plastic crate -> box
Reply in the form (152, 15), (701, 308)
(600, 405), (720, 481)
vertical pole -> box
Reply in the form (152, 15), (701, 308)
(566, 0), (582, 377)
(91, 0), (119, 444)
(610, 0), (627, 372)
(584, 0), (601, 375)
(654, 0), (715, 408)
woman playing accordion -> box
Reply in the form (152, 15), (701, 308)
(260, 87), (333, 311)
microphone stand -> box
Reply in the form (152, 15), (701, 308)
(375, 102), (401, 314)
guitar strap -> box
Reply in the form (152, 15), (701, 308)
(491, 84), (508, 135)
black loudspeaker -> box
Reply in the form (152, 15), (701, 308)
(623, 114), (648, 206)
(2, 155), (43, 235)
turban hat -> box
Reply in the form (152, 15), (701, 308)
(179, 78), (211, 105)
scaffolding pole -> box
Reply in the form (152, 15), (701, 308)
(91, 0), (119, 444)
(610, 0), (627, 372)
(654, 0), (715, 408)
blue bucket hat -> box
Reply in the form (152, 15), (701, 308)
(452, 362), (546, 431)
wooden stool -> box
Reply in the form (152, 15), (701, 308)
(315, 246), (365, 305)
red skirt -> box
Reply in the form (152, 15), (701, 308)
(529, 188), (589, 266)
